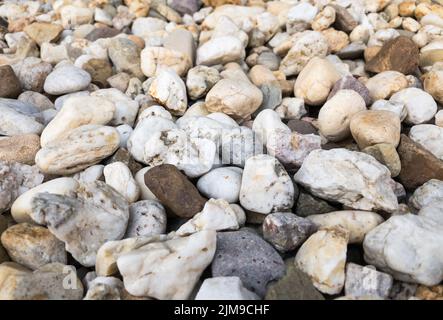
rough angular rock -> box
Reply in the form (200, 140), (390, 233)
(265, 261), (325, 300)
(344, 263), (393, 299)
(366, 36), (419, 74)
(35, 125), (120, 175)
(307, 211), (384, 244)
(144, 164), (207, 218)
(409, 179), (443, 210)
(117, 230), (216, 299)
(205, 79), (263, 120)
(125, 200), (167, 238)
(186, 65), (220, 100)
(1, 223), (66, 270)
(30, 181), (129, 267)
(295, 190), (337, 217)
(409, 124), (443, 160)
(0, 134), (40, 165)
(0, 262), (83, 300)
(108, 37), (143, 79)
(24, 22), (63, 46)
(390, 88), (437, 125)
(104, 161), (140, 203)
(0, 65), (21, 98)
(240, 155), (294, 214)
(363, 214), (443, 286)
(295, 227), (349, 295)
(331, 4), (358, 33)
(195, 277), (259, 300)
(177, 198), (244, 236)
(211, 230), (285, 297)
(262, 212), (317, 252)
(294, 149), (399, 213)
(397, 134), (443, 190)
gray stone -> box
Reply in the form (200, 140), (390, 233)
(328, 76), (372, 106)
(108, 37), (143, 80)
(211, 230), (285, 297)
(295, 190), (337, 217)
(262, 212), (317, 252)
(344, 263), (393, 299)
(168, 0), (200, 15)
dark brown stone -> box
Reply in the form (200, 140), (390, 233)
(82, 59), (113, 88)
(328, 75), (372, 106)
(331, 5), (358, 33)
(85, 27), (120, 42)
(397, 134), (443, 190)
(144, 164), (207, 218)
(0, 65), (21, 98)
(287, 119), (318, 135)
(365, 36), (419, 75)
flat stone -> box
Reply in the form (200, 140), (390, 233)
(0, 65), (21, 98)
(366, 36), (419, 74)
(85, 26), (120, 41)
(397, 134), (443, 190)
(24, 22), (63, 46)
(144, 164), (207, 218)
(287, 120), (318, 135)
(211, 230), (285, 297)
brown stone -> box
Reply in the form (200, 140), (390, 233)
(397, 134), (443, 190)
(24, 22), (63, 46)
(202, 0), (243, 7)
(331, 4), (358, 33)
(82, 59), (113, 88)
(85, 27), (120, 41)
(104, 148), (143, 175)
(0, 134), (40, 165)
(287, 119), (318, 135)
(415, 285), (443, 300)
(0, 65), (21, 98)
(144, 164), (207, 218)
(365, 36), (419, 75)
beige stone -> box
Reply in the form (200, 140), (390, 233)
(0, 134), (40, 165)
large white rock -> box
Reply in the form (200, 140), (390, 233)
(141, 46), (191, 78)
(91, 89), (139, 126)
(409, 179), (443, 210)
(363, 214), (443, 286)
(252, 109), (291, 145)
(11, 177), (79, 223)
(176, 199), (245, 236)
(409, 124), (443, 160)
(197, 167), (243, 203)
(117, 230), (217, 299)
(294, 149), (399, 213)
(195, 277), (260, 300)
(30, 181), (129, 267)
(127, 116), (177, 163)
(295, 227), (349, 295)
(35, 125), (120, 175)
(40, 96), (115, 146)
(308, 211), (384, 244)
(240, 155), (294, 214)
(143, 128), (216, 178)
(104, 162), (140, 203)
(148, 68), (188, 116)
(389, 88), (437, 125)
(196, 36), (245, 66)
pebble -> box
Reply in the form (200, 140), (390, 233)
(294, 149), (399, 213)
(43, 65), (91, 96)
(370, 99), (407, 121)
(35, 125), (120, 175)
(0, 262), (83, 300)
(423, 65), (443, 104)
(363, 214), (443, 286)
(294, 57), (341, 106)
(144, 164), (207, 218)
(318, 90), (367, 142)
(0, 99), (44, 136)
(30, 181), (129, 267)
(117, 230), (216, 299)
(103, 161), (140, 203)
(409, 124), (443, 161)
(328, 75), (372, 106)
(196, 36), (245, 66)
(0, 134), (40, 165)
(108, 37), (143, 79)
(196, 167), (242, 203)
(409, 179), (443, 210)
(240, 155), (294, 214)
(92, 88), (139, 126)
(141, 46), (191, 78)
(195, 277), (259, 300)
(24, 22), (63, 46)
(365, 71), (409, 101)
(205, 78), (263, 120)
(344, 263), (393, 299)
(12, 57), (52, 93)
(362, 143), (402, 177)
(366, 36), (419, 74)
(295, 190), (337, 217)
(0, 65), (21, 98)
(211, 230), (285, 297)
(307, 211), (384, 244)
(186, 66), (221, 100)
(125, 200), (167, 238)
(397, 134), (443, 190)
(389, 88), (437, 124)
(177, 198), (244, 236)
(263, 212), (317, 252)
(1, 223), (66, 270)
(350, 110), (401, 149)
(295, 227), (349, 295)
(275, 97), (306, 120)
